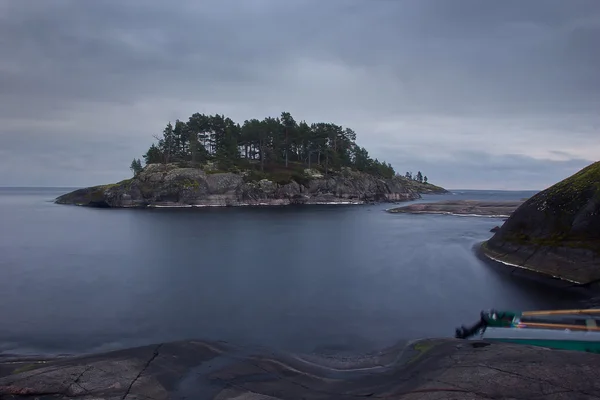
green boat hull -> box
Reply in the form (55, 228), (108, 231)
(457, 309), (600, 353)
(486, 338), (600, 353)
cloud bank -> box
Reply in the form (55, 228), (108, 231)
(1, 0), (598, 189)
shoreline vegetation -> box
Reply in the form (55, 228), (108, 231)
(55, 111), (447, 208)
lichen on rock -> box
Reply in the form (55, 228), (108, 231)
(55, 163), (430, 208)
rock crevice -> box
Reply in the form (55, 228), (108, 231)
(2, 339), (600, 399)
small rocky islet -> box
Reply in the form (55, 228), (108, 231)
(55, 163), (446, 208)
(387, 199), (524, 217)
(55, 111), (447, 208)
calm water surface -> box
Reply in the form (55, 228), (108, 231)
(0, 188), (585, 355)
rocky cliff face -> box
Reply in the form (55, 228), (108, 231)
(395, 179), (448, 195)
(55, 164), (424, 208)
(483, 161), (600, 284)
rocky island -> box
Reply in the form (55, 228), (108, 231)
(55, 112), (446, 207)
(482, 161), (600, 285)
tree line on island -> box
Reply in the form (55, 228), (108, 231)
(130, 111), (432, 184)
(404, 171), (428, 184)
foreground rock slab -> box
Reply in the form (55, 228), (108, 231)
(388, 200), (524, 217)
(2, 338), (600, 399)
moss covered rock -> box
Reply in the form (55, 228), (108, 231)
(483, 161), (600, 284)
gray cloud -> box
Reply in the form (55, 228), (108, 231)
(390, 151), (593, 190)
(0, 0), (598, 188)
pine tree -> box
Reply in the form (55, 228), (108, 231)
(154, 122), (176, 164)
(130, 158), (143, 176)
(143, 144), (162, 165)
(280, 112), (297, 168)
(416, 171), (423, 183)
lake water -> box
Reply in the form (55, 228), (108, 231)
(0, 187), (587, 356)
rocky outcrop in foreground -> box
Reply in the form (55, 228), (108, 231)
(483, 161), (600, 285)
(388, 200), (523, 217)
(2, 338), (600, 399)
(55, 164), (441, 208)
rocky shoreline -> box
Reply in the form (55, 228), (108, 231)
(2, 339), (600, 399)
(145, 200), (366, 208)
(481, 161), (600, 285)
(55, 164), (447, 208)
(387, 200), (523, 217)
(475, 242), (597, 293)
(480, 240), (600, 285)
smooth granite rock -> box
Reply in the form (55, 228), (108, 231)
(483, 161), (600, 284)
(2, 339), (600, 399)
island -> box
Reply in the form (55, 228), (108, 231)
(55, 112), (447, 207)
(482, 161), (600, 285)
(2, 338), (599, 399)
(387, 200), (524, 217)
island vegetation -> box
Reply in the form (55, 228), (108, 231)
(56, 111), (446, 208)
(130, 111), (436, 186)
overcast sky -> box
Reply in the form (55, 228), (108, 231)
(1, 0), (598, 189)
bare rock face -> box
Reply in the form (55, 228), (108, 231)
(55, 164), (422, 208)
(2, 339), (600, 399)
(483, 161), (600, 284)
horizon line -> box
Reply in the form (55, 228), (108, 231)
(0, 186), (542, 192)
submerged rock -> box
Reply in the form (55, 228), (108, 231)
(483, 161), (600, 284)
(55, 164), (428, 208)
(388, 200), (523, 217)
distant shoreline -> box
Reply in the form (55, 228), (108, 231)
(385, 209), (511, 218)
(147, 201), (366, 208)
